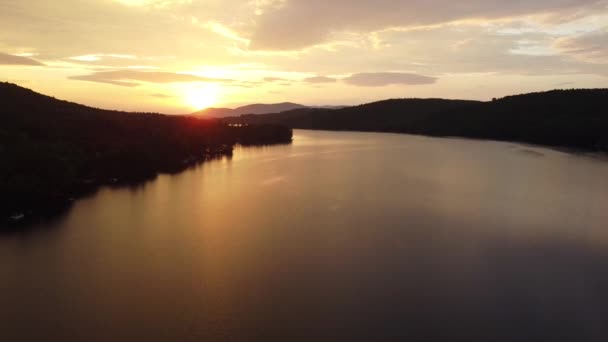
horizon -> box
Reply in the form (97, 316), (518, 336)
(1, 1), (607, 114)
(4, 81), (606, 116)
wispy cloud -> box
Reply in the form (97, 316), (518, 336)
(555, 31), (608, 64)
(250, 0), (604, 50)
(150, 93), (175, 98)
(68, 70), (234, 87)
(343, 72), (437, 87)
(204, 21), (250, 44)
(303, 76), (337, 83)
(264, 77), (288, 82)
(68, 54), (137, 62)
(0, 52), (45, 66)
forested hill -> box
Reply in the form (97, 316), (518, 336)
(0, 82), (292, 222)
(225, 89), (608, 152)
(225, 98), (480, 130)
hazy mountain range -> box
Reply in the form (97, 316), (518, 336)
(192, 103), (346, 118)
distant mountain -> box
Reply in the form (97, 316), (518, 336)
(225, 98), (480, 130)
(225, 89), (608, 152)
(193, 107), (235, 118)
(193, 102), (307, 118)
(313, 105), (349, 110)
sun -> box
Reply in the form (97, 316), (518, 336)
(184, 84), (220, 110)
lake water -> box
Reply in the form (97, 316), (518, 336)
(2, 130), (608, 341)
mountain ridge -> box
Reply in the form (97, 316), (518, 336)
(224, 88), (608, 152)
(193, 102), (307, 118)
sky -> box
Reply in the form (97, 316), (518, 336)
(1, 0), (607, 114)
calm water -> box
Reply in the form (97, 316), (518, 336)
(2, 130), (608, 341)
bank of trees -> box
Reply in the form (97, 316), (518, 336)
(226, 89), (608, 152)
(0, 82), (292, 220)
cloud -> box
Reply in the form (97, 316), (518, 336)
(554, 31), (608, 64)
(205, 20), (250, 44)
(0, 52), (44, 66)
(249, 0), (605, 50)
(61, 53), (162, 69)
(150, 93), (174, 98)
(0, 0), (248, 63)
(303, 76), (337, 83)
(264, 77), (287, 82)
(269, 21), (608, 77)
(69, 76), (140, 87)
(343, 72), (437, 87)
(68, 70), (233, 87)
(227, 80), (265, 88)
(69, 54), (137, 62)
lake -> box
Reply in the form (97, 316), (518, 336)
(1, 130), (608, 341)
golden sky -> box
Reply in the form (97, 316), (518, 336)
(1, 0), (607, 113)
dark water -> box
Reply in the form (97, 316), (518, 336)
(2, 130), (608, 341)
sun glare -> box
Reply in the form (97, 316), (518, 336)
(184, 85), (220, 111)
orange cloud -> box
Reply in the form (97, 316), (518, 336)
(0, 52), (44, 66)
(250, 0), (605, 50)
(304, 76), (337, 83)
(344, 72), (437, 87)
(68, 70), (234, 87)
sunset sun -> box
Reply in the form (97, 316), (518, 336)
(184, 84), (220, 110)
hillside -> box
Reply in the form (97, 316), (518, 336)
(225, 89), (608, 152)
(226, 98), (480, 130)
(0, 82), (292, 222)
(193, 102), (307, 118)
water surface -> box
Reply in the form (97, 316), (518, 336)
(2, 130), (608, 341)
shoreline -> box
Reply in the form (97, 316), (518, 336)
(1, 140), (295, 229)
(291, 128), (608, 156)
